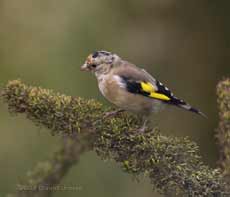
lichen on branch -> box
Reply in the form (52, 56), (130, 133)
(216, 78), (230, 176)
(1, 79), (230, 196)
(13, 137), (89, 197)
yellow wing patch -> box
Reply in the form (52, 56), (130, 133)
(140, 82), (170, 101)
(150, 92), (170, 101)
(141, 82), (155, 92)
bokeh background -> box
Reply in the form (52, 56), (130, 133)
(0, 0), (229, 196)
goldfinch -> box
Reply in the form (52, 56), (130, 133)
(81, 50), (205, 131)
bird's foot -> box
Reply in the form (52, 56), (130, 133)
(103, 109), (125, 119)
(137, 119), (148, 133)
(137, 125), (147, 133)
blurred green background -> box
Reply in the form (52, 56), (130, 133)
(0, 0), (229, 196)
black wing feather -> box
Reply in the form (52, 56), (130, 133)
(120, 75), (206, 117)
(155, 80), (187, 105)
(122, 76), (185, 105)
(121, 76), (150, 97)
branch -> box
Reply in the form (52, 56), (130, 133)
(216, 78), (230, 176)
(8, 136), (90, 197)
(1, 80), (229, 196)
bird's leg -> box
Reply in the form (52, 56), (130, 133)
(138, 118), (148, 133)
(103, 109), (125, 118)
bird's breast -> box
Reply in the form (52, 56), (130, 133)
(98, 75), (120, 101)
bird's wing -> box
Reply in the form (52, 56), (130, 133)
(113, 61), (173, 102)
(119, 74), (173, 102)
(112, 61), (206, 117)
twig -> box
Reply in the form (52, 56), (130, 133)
(216, 79), (230, 176)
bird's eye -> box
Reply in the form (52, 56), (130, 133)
(92, 52), (99, 58)
(91, 64), (97, 68)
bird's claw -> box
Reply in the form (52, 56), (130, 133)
(103, 109), (125, 119)
(137, 125), (148, 133)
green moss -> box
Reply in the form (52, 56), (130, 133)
(216, 78), (230, 176)
(13, 137), (88, 197)
(95, 128), (227, 196)
(1, 80), (107, 136)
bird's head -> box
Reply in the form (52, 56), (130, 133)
(81, 51), (121, 76)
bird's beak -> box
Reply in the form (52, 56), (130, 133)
(80, 63), (89, 71)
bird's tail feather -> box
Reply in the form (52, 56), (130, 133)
(168, 96), (207, 118)
(178, 103), (207, 118)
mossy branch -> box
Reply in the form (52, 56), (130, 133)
(1, 80), (230, 196)
(216, 79), (230, 176)
(12, 136), (90, 197)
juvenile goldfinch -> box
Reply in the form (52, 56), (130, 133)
(81, 50), (206, 131)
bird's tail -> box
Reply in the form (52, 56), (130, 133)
(169, 97), (207, 118)
(178, 102), (207, 118)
